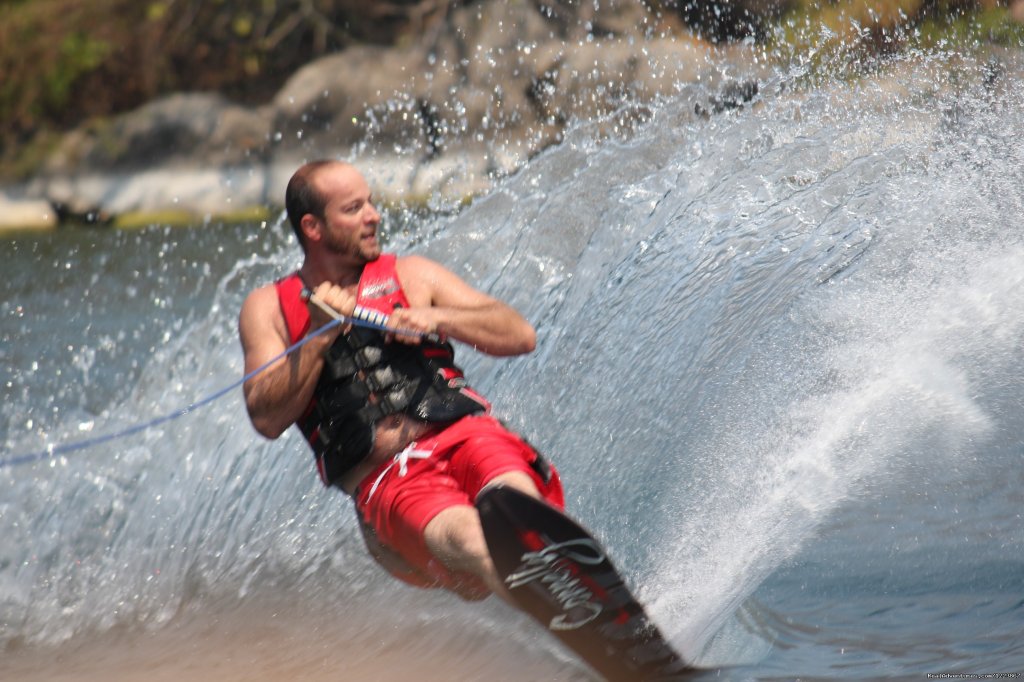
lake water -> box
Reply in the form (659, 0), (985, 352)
(2, 47), (1023, 680)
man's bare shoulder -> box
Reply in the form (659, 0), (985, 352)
(239, 283), (288, 347)
(393, 254), (465, 303)
(240, 283), (281, 320)
(395, 254), (464, 287)
(394, 253), (503, 312)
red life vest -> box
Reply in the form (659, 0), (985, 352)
(275, 254), (490, 486)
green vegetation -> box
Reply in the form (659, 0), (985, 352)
(743, 1), (1023, 90)
(0, 0), (453, 179)
(47, 33), (112, 110)
(771, 1), (1024, 58)
(110, 205), (274, 230)
(917, 5), (1024, 46)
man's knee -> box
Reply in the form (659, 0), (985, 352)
(424, 506), (491, 572)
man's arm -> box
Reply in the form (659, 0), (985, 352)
(238, 284), (341, 438)
(392, 255), (536, 356)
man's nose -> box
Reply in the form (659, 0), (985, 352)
(365, 202), (380, 223)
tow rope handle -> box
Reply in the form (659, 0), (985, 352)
(301, 287), (444, 344)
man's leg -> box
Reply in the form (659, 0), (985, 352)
(422, 470), (540, 603)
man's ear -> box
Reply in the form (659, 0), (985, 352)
(300, 214), (321, 243)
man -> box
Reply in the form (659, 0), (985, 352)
(238, 159), (563, 602)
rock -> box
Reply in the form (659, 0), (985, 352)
(531, 0), (666, 39)
(100, 167), (267, 216)
(208, 104), (276, 165)
(18, 0), (772, 225)
(653, 0), (795, 42)
(526, 36), (710, 125)
(273, 46), (399, 147)
(27, 163), (271, 220)
(0, 193), (57, 233)
(44, 93), (274, 173)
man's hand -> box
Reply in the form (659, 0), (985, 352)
(309, 281), (357, 331)
(387, 306), (442, 345)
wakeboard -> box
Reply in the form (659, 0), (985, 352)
(476, 485), (694, 681)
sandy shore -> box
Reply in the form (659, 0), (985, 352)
(1, 590), (585, 682)
(4, 605), (353, 682)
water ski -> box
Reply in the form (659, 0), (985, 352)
(476, 485), (694, 681)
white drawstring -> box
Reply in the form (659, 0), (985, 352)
(364, 442), (435, 503)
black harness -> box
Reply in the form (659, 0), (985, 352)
(299, 326), (487, 486)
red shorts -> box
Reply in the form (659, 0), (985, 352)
(354, 414), (564, 594)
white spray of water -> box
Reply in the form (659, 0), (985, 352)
(648, 239), (1024, 664)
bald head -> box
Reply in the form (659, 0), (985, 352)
(285, 160), (356, 246)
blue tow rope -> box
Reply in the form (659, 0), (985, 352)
(0, 319), (342, 470)
(1, 292), (443, 470)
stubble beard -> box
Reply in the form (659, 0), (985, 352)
(360, 236), (382, 263)
(322, 229), (380, 265)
